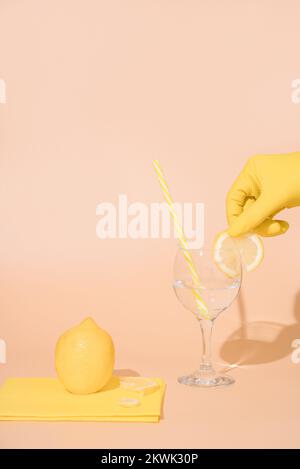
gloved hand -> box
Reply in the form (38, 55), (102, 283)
(226, 152), (300, 237)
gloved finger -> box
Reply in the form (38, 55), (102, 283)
(240, 198), (289, 236)
(228, 194), (279, 236)
(254, 219), (289, 237)
(226, 168), (260, 226)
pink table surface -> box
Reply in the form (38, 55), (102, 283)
(0, 356), (299, 449)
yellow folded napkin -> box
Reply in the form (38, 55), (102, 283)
(0, 376), (166, 423)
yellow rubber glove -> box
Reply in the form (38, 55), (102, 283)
(226, 152), (300, 237)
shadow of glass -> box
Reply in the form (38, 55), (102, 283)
(220, 290), (300, 365)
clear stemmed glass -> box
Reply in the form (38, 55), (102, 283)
(173, 246), (242, 387)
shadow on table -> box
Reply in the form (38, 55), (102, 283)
(100, 369), (141, 393)
(220, 289), (300, 365)
(113, 369), (140, 377)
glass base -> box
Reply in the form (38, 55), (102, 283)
(178, 368), (235, 387)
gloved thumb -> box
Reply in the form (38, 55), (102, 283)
(228, 195), (279, 237)
(254, 218), (289, 237)
(233, 197), (289, 237)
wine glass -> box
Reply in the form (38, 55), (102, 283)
(173, 246), (242, 387)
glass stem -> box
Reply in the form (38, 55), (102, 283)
(199, 319), (215, 372)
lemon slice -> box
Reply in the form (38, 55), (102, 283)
(118, 397), (141, 407)
(119, 377), (158, 395)
(213, 231), (264, 276)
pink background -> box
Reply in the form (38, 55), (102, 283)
(1, 0), (300, 448)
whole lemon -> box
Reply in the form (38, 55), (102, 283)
(55, 317), (115, 394)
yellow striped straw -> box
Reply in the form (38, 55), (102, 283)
(152, 160), (209, 320)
